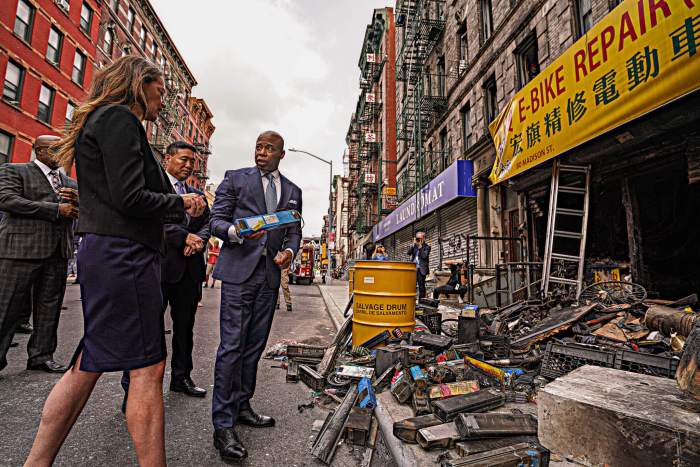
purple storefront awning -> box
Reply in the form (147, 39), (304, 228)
(372, 160), (476, 241)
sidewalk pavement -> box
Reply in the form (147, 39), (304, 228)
(317, 280), (431, 467)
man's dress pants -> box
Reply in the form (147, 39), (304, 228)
(212, 257), (277, 429)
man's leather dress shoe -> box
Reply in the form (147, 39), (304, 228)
(26, 360), (67, 373)
(170, 378), (207, 397)
(213, 428), (247, 462)
(237, 407), (275, 427)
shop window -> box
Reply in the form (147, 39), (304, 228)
(0, 131), (13, 164)
(38, 84), (55, 124)
(65, 101), (75, 127)
(461, 104), (472, 152)
(515, 33), (540, 89)
(437, 55), (446, 97)
(441, 129), (451, 170)
(425, 66), (432, 95)
(127, 8), (135, 33)
(72, 50), (86, 85)
(480, 0), (493, 44)
(576, 0), (593, 37)
(14, 0), (35, 43)
(80, 3), (93, 34)
(3, 61), (24, 104)
(47, 27), (64, 65)
(139, 28), (147, 50)
(483, 75), (498, 126)
(103, 27), (114, 55)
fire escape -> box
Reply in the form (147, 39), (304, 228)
(395, 0), (447, 208)
(346, 115), (361, 235)
(355, 18), (388, 236)
(152, 74), (183, 157)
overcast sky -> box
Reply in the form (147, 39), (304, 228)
(150, 0), (393, 236)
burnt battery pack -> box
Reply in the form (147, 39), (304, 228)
(393, 414), (443, 444)
(432, 388), (505, 421)
(455, 413), (538, 440)
(416, 422), (461, 450)
(443, 442), (550, 467)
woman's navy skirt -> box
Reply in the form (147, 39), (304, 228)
(70, 234), (166, 372)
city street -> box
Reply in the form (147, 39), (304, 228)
(0, 283), (342, 466)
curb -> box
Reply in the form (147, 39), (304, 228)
(316, 284), (418, 467)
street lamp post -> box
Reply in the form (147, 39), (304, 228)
(288, 148), (334, 260)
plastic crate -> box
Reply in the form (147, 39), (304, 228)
(540, 342), (616, 380)
(479, 335), (511, 359)
(614, 350), (679, 379)
(541, 342), (680, 380)
(419, 312), (442, 335)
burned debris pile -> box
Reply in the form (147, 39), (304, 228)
(267, 282), (698, 465)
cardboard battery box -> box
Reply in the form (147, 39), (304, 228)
(234, 209), (301, 236)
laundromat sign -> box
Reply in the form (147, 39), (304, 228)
(489, 0), (700, 184)
(373, 160), (475, 240)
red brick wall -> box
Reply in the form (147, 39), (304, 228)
(0, 0), (100, 162)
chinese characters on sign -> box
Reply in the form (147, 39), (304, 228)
(489, 0), (700, 184)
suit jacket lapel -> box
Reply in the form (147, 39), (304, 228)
(249, 167), (267, 214)
(28, 163), (58, 201)
(278, 175), (291, 210)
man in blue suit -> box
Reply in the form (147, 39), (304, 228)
(210, 130), (302, 462)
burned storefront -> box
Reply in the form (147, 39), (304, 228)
(489, 0), (700, 300)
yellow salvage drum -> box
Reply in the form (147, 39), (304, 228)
(352, 260), (417, 347)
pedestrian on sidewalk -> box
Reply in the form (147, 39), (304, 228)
(204, 238), (220, 288)
(0, 134), (78, 375)
(210, 130), (303, 462)
(408, 230), (431, 299)
(24, 56), (206, 467)
(277, 265), (293, 311)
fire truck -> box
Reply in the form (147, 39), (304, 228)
(292, 241), (316, 285)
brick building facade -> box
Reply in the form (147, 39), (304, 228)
(381, 0), (700, 299)
(95, 0), (214, 189)
(1, 0), (101, 163)
(346, 7), (398, 259)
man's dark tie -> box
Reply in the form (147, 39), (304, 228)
(48, 170), (62, 195)
(265, 173), (277, 213)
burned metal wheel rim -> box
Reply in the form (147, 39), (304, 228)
(577, 281), (647, 306)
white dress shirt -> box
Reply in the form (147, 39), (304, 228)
(33, 159), (61, 187)
(167, 172), (184, 193)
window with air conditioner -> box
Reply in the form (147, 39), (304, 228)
(14, 0), (35, 43)
(0, 131), (13, 164)
(56, 0), (70, 13)
(3, 61), (24, 104)
(47, 27), (64, 65)
(458, 26), (468, 73)
(38, 84), (55, 124)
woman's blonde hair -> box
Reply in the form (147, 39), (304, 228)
(54, 55), (163, 167)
